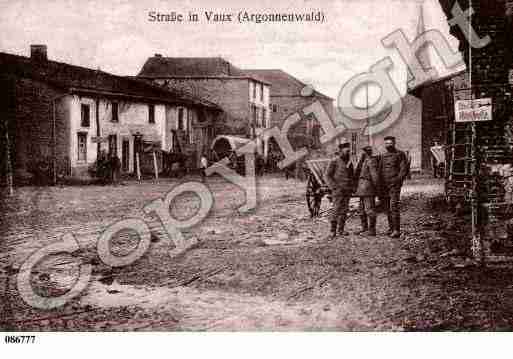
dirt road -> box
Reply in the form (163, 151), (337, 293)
(2, 175), (513, 331)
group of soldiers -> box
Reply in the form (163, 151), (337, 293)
(325, 135), (409, 239)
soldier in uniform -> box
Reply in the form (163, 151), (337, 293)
(378, 136), (409, 238)
(354, 146), (379, 236)
(325, 139), (354, 239)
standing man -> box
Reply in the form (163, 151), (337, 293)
(109, 152), (121, 185)
(379, 136), (408, 238)
(325, 139), (354, 239)
(354, 146), (379, 236)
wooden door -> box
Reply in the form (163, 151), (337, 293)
(122, 139), (130, 172)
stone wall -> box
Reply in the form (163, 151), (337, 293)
(4, 75), (70, 181)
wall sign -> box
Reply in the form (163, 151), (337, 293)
(454, 98), (492, 123)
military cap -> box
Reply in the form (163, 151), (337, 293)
(338, 137), (350, 149)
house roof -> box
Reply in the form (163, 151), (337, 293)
(0, 51), (220, 109)
(137, 56), (270, 84)
(408, 69), (467, 98)
(243, 69), (333, 100)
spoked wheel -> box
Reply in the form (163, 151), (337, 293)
(306, 176), (322, 217)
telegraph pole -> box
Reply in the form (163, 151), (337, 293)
(4, 118), (13, 196)
(1, 75), (14, 196)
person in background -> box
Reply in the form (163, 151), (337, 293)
(324, 138), (354, 239)
(378, 136), (408, 238)
(200, 152), (208, 182)
(430, 140), (444, 178)
(354, 146), (379, 236)
(109, 152), (121, 185)
(97, 149), (108, 184)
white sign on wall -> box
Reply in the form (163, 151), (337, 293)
(454, 98), (492, 123)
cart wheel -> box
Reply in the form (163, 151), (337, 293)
(306, 176), (322, 217)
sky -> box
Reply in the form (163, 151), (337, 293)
(0, 0), (464, 105)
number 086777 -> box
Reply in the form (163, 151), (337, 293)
(4, 335), (36, 344)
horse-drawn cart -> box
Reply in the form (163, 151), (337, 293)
(304, 159), (333, 218)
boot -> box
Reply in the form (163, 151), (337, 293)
(391, 215), (401, 238)
(386, 214), (394, 235)
(355, 215), (368, 235)
(368, 216), (377, 236)
(328, 221), (338, 240)
(338, 216), (349, 236)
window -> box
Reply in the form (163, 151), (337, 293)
(306, 117), (313, 136)
(189, 124), (194, 144)
(252, 105), (257, 126)
(260, 83), (264, 102)
(81, 104), (90, 127)
(148, 104), (155, 124)
(312, 124), (321, 148)
(263, 108), (267, 128)
(178, 108), (185, 130)
(351, 132), (358, 155)
(77, 132), (87, 162)
(111, 102), (119, 122)
(272, 104), (277, 113)
(253, 81), (256, 99)
(108, 134), (117, 156)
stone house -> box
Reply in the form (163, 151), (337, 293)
(0, 45), (221, 183)
(137, 56), (272, 158)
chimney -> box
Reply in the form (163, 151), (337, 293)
(30, 44), (47, 61)
(154, 53), (162, 57)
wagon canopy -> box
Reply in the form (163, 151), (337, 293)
(211, 135), (252, 159)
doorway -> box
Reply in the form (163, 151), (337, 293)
(122, 139), (130, 172)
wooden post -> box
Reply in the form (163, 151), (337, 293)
(136, 152), (141, 182)
(4, 121), (13, 196)
(153, 151), (158, 180)
(2, 76), (14, 196)
(52, 100), (57, 186)
(470, 120), (484, 265)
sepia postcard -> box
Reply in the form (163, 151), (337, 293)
(1, 0), (512, 356)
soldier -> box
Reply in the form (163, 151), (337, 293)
(325, 139), (354, 239)
(378, 136), (409, 238)
(109, 152), (121, 185)
(354, 146), (379, 236)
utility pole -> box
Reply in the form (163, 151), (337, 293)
(1, 76), (14, 196)
(4, 119), (13, 196)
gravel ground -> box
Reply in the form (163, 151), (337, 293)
(2, 174), (513, 331)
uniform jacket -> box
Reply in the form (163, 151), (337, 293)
(325, 156), (354, 195)
(355, 155), (379, 197)
(378, 149), (408, 185)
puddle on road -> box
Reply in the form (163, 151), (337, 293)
(79, 279), (389, 331)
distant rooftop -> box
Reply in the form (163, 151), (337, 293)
(243, 69), (332, 100)
(0, 48), (220, 109)
(138, 55), (269, 84)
